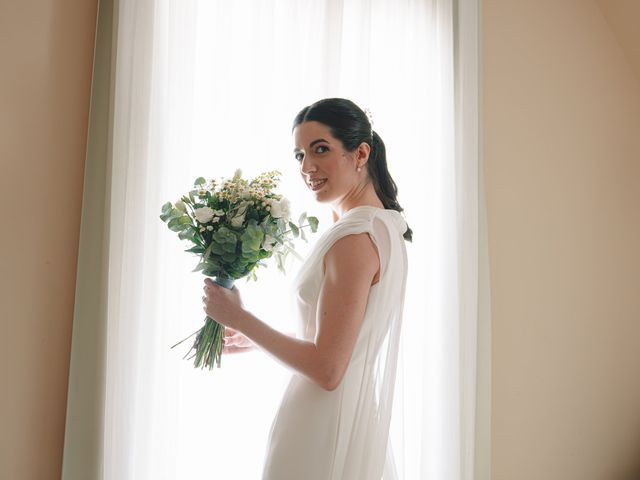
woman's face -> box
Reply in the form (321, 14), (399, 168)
(293, 121), (361, 206)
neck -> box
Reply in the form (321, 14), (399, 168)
(331, 186), (384, 222)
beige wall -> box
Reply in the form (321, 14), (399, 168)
(2, 0), (640, 478)
(484, 1), (640, 479)
(0, 1), (98, 479)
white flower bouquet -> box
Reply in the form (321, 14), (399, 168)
(160, 169), (319, 369)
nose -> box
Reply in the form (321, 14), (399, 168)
(300, 154), (317, 175)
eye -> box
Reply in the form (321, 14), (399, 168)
(294, 152), (304, 162)
(315, 145), (328, 154)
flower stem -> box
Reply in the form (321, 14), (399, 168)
(281, 222), (314, 235)
(170, 327), (201, 349)
(171, 275), (233, 371)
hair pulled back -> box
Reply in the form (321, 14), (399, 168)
(293, 98), (413, 242)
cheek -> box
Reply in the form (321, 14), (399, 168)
(327, 157), (345, 173)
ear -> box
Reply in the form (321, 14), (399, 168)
(356, 142), (371, 164)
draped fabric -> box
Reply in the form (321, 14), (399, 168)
(262, 207), (408, 479)
(62, 1), (488, 479)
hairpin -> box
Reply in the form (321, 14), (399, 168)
(363, 107), (374, 126)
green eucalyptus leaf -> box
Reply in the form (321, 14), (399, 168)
(168, 219), (185, 231)
(240, 224), (264, 254)
(203, 266), (221, 276)
(192, 262), (207, 273)
(307, 216), (319, 232)
(288, 222), (299, 238)
(161, 202), (172, 215)
(178, 227), (197, 241)
(260, 214), (271, 227)
(210, 241), (225, 255)
(185, 245), (205, 254)
(168, 216), (192, 231)
(213, 226), (237, 247)
(160, 205), (182, 223)
(222, 252), (237, 263)
(194, 177), (206, 186)
(203, 242), (215, 261)
(275, 252), (284, 274)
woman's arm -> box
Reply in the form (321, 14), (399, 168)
(222, 327), (297, 354)
(234, 310), (326, 384)
(234, 232), (379, 391)
(315, 231), (380, 390)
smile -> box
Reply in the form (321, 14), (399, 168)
(309, 179), (327, 190)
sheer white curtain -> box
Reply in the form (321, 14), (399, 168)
(63, 0), (488, 479)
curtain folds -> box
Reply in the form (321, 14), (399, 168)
(63, 0), (488, 479)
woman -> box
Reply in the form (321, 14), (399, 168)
(202, 98), (412, 479)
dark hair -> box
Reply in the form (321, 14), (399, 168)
(293, 98), (413, 242)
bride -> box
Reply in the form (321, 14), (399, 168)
(202, 98), (412, 479)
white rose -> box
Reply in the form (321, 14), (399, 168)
(194, 206), (215, 223)
(270, 197), (291, 221)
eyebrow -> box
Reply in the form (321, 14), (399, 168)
(293, 138), (329, 152)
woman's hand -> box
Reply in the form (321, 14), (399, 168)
(222, 327), (256, 354)
(202, 278), (246, 331)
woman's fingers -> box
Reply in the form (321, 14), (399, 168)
(222, 344), (255, 354)
(224, 345), (246, 354)
(222, 326), (255, 350)
(224, 327), (237, 337)
(225, 332), (245, 347)
(223, 329), (235, 344)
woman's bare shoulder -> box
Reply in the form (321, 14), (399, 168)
(322, 232), (379, 281)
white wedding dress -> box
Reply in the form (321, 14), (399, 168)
(261, 205), (409, 480)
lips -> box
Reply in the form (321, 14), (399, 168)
(309, 178), (327, 190)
